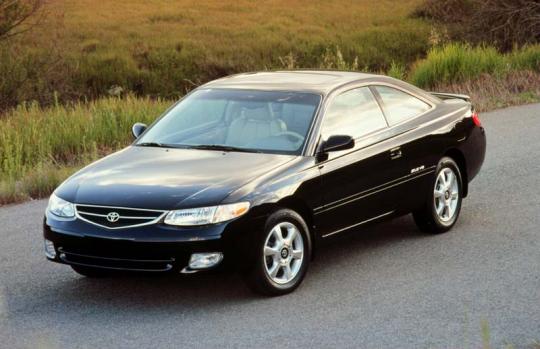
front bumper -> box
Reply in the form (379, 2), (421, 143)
(43, 211), (242, 273)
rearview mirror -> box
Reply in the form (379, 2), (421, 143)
(132, 122), (147, 139)
(321, 135), (355, 153)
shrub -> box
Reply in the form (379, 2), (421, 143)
(508, 45), (540, 71)
(410, 43), (507, 87)
(413, 0), (540, 51)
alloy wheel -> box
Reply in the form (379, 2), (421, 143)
(433, 167), (459, 222)
(263, 221), (304, 284)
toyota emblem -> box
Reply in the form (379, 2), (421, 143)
(106, 212), (120, 223)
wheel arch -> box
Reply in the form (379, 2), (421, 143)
(444, 148), (468, 197)
(276, 196), (317, 259)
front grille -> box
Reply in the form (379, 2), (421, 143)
(75, 204), (166, 229)
(58, 247), (175, 271)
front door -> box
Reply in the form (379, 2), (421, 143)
(313, 86), (406, 237)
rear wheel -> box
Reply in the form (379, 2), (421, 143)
(413, 157), (463, 234)
(71, 265), (110, 278)
(245, 209), (311, 296)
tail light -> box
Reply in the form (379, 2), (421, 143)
(472, 112), (482, 127)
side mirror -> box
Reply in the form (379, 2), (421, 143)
(132, 122), (147, 139)
(321, 135), (355, 153)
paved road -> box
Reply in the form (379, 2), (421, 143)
(1, 104), (539, 349)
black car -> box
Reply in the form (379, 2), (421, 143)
(44, 71), (486, 295)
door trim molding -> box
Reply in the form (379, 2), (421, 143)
(314, 166), (435, 214)
(322, 210), (395, 238)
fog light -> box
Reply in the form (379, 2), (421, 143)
(188, 252), (223, 270)
(44, 239), (56, 259)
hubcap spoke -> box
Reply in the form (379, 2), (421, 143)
(291, 249), (302, 260)
(447, 203), (454, 218)
(268, 263), (280, 278)
(446, 172), (454, 190)
(284, 226), (297, 245)
(264, 246), (279, 257)
(283, 264), (292, 280)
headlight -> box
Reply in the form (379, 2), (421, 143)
(47, 193), (75, 218)
(164, 202), (250, 226)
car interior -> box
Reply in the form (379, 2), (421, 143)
(152, 95), (318, 153)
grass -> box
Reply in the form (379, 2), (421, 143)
(410, 43), (540, 88)
(2, 42), (540, 205)
(0, 0), (430, 109)
(0, 96), (169, 205)
(0, 0), (539, 205)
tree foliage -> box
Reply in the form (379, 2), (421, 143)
(414, 0), (540, 51)
(0, 0), (44, 40)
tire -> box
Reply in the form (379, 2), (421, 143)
(71, 265), (110, 278)
(244, 209), (312, 296)
(413, 157), (463, 234)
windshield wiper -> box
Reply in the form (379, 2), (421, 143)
(188, 144), (261, 153)
(136, 142), (173, 148)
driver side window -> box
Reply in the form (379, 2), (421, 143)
(321, 87), (387, 140)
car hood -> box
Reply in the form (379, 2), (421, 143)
(56, 146), (295, 210)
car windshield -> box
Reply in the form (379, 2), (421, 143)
(136, 89), (321, 154)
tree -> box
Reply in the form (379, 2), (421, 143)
(414, 0), (540, 51)
(0, 0), (45, 41)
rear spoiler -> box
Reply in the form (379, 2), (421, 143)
(430, 92), (471, 102)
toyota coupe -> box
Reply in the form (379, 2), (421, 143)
(44, 71), (486, 295)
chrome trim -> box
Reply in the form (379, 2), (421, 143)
(74, 204), (167, 230)
(74, 203), (165, 213)
(314, 167), (436, 214)
(76, 211), (160, 220)
(322, 211), (395, 238)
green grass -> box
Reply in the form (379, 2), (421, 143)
(0, 96), (169, 204)
(410, 43), (540, 88)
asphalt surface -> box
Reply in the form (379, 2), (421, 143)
(1, 103), (539, 349)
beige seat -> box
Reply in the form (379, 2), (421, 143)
(226, 104), (286, 147)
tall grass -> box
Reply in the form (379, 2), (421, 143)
(0, 96), (169, 204)
(1, 43), (540, 205)
(410, 43), (540, 88)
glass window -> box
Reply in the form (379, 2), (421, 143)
(137, 89), (321, 154)
(375, 86), (430, 125)
(321, 87), (387, 140)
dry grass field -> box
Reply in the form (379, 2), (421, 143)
(1, 0), (430, 107)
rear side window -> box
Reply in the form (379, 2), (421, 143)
(322, 87), (387, 140)
(375, 86), (431, 125)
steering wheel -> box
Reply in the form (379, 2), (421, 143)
(275, 131), (304, 144)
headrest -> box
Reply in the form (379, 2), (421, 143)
(241, 104), (273, 121)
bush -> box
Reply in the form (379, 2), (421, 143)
(410, 43), (507, 87)
(508, 45), (540, 71)
(414, 0), (540, 51)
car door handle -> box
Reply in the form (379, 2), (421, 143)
(389, 147), (402, 160)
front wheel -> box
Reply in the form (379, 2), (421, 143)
(413, 157), (463, 234)
(245, 209), (312, 296)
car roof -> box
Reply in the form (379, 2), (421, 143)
(200, 70), (384, 94)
